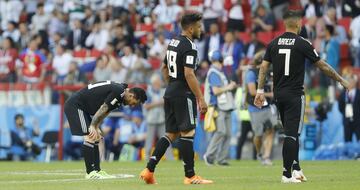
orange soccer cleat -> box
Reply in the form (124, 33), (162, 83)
(139, 168), (157, 184)
(183, 175), (214, 185)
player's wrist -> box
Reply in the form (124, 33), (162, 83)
(256, 89), (264, 94)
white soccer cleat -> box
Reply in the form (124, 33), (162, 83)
(292, 170), (307, 182)
(281, 176), (302, 183)
(85, 171), (106, 179)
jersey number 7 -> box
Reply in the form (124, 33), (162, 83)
(279, 49), (291, 76)
(166, 50), (177, 78)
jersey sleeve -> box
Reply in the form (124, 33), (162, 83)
(300, 38), (321, 63)
(182, 49), (197, 69)
(104, 85), (125, 111)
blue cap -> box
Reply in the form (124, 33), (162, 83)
(208, 50), (223, 62)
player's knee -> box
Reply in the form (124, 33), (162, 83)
(165, 132), (179, 141)
(180, 129), (195, 137)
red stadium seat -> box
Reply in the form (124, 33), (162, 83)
(90, 49), (102, 57)
(0, 83), (9, 91)
(256, 31), (273, 45)
(338, 17), (352, 33)
(73, 49), (87, 58)
(238, 32), (251, 44)
(340, 43), (350, 60)
(12, 83), (27, 91)
(137, 24), (154, 32)
(164, 23), (173, 31)
(276, 20), (285, 31)
(148, 57), (162, 69)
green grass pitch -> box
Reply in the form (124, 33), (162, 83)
(0, 160), (359, 190)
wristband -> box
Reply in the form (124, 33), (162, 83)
(257, 89), (264, 94)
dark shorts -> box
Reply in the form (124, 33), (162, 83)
(164, 96), (197, 133)
(275, 94), (305, 137)
(64, 97), (92, 136)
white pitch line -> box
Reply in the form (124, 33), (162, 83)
(0, 174), (135, 184)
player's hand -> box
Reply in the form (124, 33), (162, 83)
(254, 93), (266, 109)
(89, 125), (102, 141)
(341, 79), (350, 91)
(198, 98), (208, 114)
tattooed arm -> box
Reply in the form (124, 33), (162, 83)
(253, 60), (270, 108)
(88, 103), (110, 140)
(90, 103), (110, 128)
(256, 60), (271, 90)
(314, 59), (349, 90)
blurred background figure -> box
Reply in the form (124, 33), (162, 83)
(244, 50), (275, 165)
(9, 114), (41, 161)
(143, 74), (174, 160)
(338, 74), (360, 142)
(203, 50), (236, 166)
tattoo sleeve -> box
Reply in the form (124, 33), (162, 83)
(90, 103), (110, 128)
(257, 61), (270, 90)
(314, 59), (343, 82)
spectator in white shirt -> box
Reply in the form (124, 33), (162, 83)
(93, 55), (112, 82)
(152, 0), (183, 25)
(227, 0), (245, 32)
(31, 3), (51, 34)
(85, 22), (110, 51)
(52, 44), (73, 83)
(2, 21), (21, 43)
(350, 14), (360, 68)
(0, 0), (23, 30)
(149, 33), (170, 60)
(203, 0), (224, 33)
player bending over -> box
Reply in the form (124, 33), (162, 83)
(64, 81), (146, 179)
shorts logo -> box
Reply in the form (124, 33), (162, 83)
(186, 55), (194, 65)
(111, 98), (118, 105)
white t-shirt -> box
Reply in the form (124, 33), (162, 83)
(350, 15), (360, 47)
(53, 53), (73, 76)
(153, 4), (183, 24)
(229, 5), (244, 20)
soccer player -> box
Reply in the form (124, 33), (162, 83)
(254, 10), (350, 183)
(64, 81), (147, 179)
(140, 13), (213, 185)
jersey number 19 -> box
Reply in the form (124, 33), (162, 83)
(166, 50), (177, 78)
(279, 49), (291, 76)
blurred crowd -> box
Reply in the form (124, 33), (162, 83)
(2, 0), (360, 161)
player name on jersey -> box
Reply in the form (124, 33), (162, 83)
(278, 38), (296, 46)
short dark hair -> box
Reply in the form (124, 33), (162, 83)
(325, 24), (335, 35)
(180, 12), (202, 29)
(15, 114), (24, 120)
(283, 10), (302, 20)
(129, 87), (147, 103)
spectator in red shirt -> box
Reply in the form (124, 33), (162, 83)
(18, 37), (47, 83)
(0, 37), (18, 83)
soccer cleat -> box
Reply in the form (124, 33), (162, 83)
(97, 170), (116, 179)
(140, 168), (157, 184)
(203, 154), (215, 166)
(281, 176), (302, 183)
(261, 158), (273, 166)
(85, 171), (105, 179)
(292, 170), (307, 182)
(184, 175), (214, 185)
